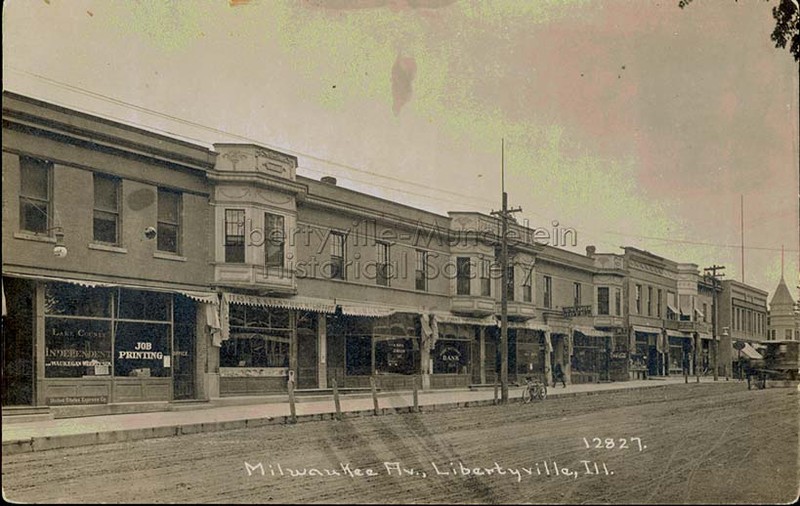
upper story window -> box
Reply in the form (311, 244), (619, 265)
(597, 287), (610, 315)
(573, 282), (582, 306)
(657, 289), (663, 318)
(225, 209), (246, 263)
(786, 329), (794, 340)
(703, 303), (708, 323)
(635, 284), (642, 314)
(522, 267), (532, 303)
(157, 189), (181, 254)
(376, 242), (390, 286)
(456, 257), (471, 296)
(329, 232), (346, 280)
(543, 275), (552, 309)
(19, 156), (52, 234)
(506, 265), (515, 302)
(265, 213), (285, 268)
(415, 250), (428, 291)
(480, 258), (492, 297)
(615, 288), (622, 316)
(93, 173), (120, 245)
(647, 286), (653, 316)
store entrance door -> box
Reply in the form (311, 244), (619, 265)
(172, 296), (196, 401)
(1, 278), (36, 406)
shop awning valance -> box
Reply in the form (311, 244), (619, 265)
(6, 273), (118, 288)
(177, 290), (219, 305)
(573, 325), (614, 338)
(433, 313), (497, 327)
(666, 330), (692, 339)
(739, 342), (763, 360)
(226, 293), (337, 313)
(507, 320), (550, 332)
(632, 325), (662, 335)
(339, 304), (395, 317)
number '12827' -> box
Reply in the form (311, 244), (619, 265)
(582, 437), (645, 451)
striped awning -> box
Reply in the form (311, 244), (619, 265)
(433, 313), (497, 326)
(666, 330), (693, 339)
(176, 290), (219, 305)
(507, 320), (550, 332)
(339, 304), (395, 317)
(739, 342), (763, 360)
(226, 293), (337, 313)
(573, 325), (614, 338)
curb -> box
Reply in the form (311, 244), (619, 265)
(1, 381), (719, 455)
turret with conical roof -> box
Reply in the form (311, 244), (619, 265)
(768, 274), (798, 341)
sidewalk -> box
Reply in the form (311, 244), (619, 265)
(2, 376), (723, 455)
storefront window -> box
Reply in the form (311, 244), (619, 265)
(346, 335), (372, 376)
(44, 318), (112, 378)
(116, 289), (170, 321)
(45, 283), (111, 318)
(375, 338), (415, 374)
(221, 305), (292, 368)
(114, 322), (171, 377)
(433, 340), (470, 374)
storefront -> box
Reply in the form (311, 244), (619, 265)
(325, 312), (420, 390)
(666, 330), (693, 376)
(2, 276), (210, 406)
(570, 328), (611, 384)
(218, 293), (334, 395)
(430, 322), (473, 389)
(631, 326), (661, 379)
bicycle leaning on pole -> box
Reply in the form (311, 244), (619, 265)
(521, 375), (548, 403)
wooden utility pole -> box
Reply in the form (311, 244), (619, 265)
(704, 265), (725, 382)
(490, 138), (522, 404)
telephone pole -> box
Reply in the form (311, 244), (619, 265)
(704, 265), (725, 382)
(491, 138), (522, 404)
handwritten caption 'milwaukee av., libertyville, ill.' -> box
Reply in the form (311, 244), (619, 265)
(244, 460), (615, 483)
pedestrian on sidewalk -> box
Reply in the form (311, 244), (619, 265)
(554, 363), (567, 388)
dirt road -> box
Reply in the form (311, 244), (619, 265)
(2, 382), (797, 504)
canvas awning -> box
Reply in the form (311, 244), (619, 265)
(572, 325), (614, 338)
(506, 320), (550, 332)
(694, 307), (705, 319)
(226, 293), (337, 313)
(338, 304), (395, 317)
(666, 330), (692, 339)
(632, 325), (662, 335)
(433, 313), (498, 326)
(666, 304), (679, 315)
(738, 342), (763, 360)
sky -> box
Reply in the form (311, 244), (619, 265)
(3, 0), (799, 302)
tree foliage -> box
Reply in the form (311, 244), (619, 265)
(679, 0), (800, 63)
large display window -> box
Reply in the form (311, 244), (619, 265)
(220, 305), (291, 369)
(433, 340), (470, 374)
(43, 283), (175, 379)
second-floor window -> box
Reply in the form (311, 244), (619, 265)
(543, 275), (552, 308)
(647, 286), (653, 316)
(522, 267), (532, 303)
(615, 288), (621, 316)
(657, 289), (663, 318)
(456, 257), (471, 295)
(703, 303), (708, 323)
(157, 189), (181, 254)
(93, 173), (120, 245)
(19, 156), (52, 234)
(573, 282), (582, 307)
(480, 258), (492, 297)
(597, 287), (610, 315)
(329, 232), (346, 280)
(225, 209), (246, 263)
(506, 265), (515, 302)
(376, 242), (390, 286)
(265, 213), (285, 268)
(416, 250), (428, 291)
(635, 284), (642, 314)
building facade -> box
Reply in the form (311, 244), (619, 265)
(3, 92), (776, 411)
(2, 92), (218, 409)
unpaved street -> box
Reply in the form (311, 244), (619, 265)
(2, 382), (797, 504)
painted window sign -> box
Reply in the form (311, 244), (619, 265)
(44, 318), (112, 378)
